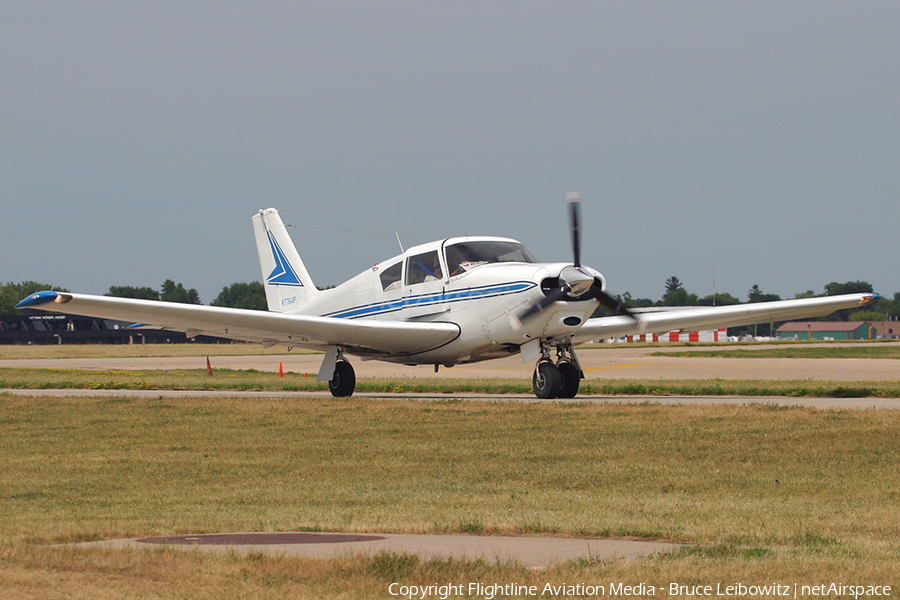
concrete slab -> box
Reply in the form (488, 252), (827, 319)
(74, 532), (677, 568)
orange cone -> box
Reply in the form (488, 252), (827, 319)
(206, 356), (213, 376)
(278, 362), (284, 378)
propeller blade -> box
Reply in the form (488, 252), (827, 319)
(567, 192), (581, 268)
(588, 284), (638, 320)
(516, 193), (637, 326)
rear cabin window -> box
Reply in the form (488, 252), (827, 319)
(405, 250), (443, 285)
(379, 261), (402, 291)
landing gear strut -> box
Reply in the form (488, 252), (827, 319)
(531, 342), (583, 399)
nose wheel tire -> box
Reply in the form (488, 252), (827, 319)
(329, 360), (356, 397)
(532, 361), (563, 399)
(557, 361), (581, 399)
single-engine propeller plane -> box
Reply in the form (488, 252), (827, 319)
(18, 194), (877, 399)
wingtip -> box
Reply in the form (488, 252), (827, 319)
(16, 291), (61, 309)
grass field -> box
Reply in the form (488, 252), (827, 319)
(2, 342), (898, 598)
(2, 392), (899, 598)
(3, 365), (900, 399)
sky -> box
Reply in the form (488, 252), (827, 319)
(2, 1), (898, 304)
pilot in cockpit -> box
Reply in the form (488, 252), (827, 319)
(424, 256), (443, 281)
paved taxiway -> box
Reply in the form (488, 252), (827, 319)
(3, 387), (897, 409)
(75, 532), (676, 568)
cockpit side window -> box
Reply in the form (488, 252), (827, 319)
(446, 241), (537, 276)
(405, 250), (443, 285)
(379, 261), (402, 291)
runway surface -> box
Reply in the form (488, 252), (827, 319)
(75, 532), (676, 568)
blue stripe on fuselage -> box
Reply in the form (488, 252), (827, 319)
(322, 281), (536, 319)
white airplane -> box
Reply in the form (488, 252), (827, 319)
(18, 195), (877, 399)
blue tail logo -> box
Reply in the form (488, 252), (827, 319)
(266, 230), (304, 287)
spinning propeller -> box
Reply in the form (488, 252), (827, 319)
(516, 193), (637, 324)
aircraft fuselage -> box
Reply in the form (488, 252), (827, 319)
(287, 236), (600, 366)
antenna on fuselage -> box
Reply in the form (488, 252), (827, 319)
(395, 232), (405, 253)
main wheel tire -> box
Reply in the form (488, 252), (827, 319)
(557, 361), (581, 399)
(532, 361), (563, 399)
(329, 360), (356, 397)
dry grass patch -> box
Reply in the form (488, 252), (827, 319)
(1, 395), (898, 597)
(4, 367), (900, 398)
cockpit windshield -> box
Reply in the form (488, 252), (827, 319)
(445, 240), (538, 277)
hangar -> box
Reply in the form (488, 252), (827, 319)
(776, 321), (874, 341)
(0, 312), (226, 345)
(865, 320), (900, 340)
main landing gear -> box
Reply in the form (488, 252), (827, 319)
(329, 358), (356, 397)
(318, 345), (357, 397)
(531, 342), (583, 400)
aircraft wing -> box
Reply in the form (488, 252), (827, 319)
(16, 291), (460, 357)
(570, 293), (879, 344)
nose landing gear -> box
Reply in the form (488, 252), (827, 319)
(531, 342), (583, 399)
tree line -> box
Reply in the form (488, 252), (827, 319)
(3, 278), (897, 326)
(1, 280), (263, 314)
(598, 278), (897, 336)
(617, 276), (892, 320)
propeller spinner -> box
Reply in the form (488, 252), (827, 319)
(516, 194), (637, 323)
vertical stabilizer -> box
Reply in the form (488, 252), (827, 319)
(252, 208), (321, 312)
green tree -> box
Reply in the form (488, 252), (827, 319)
(821, 281), (877, 321)
(661, 287), (699, 307)
(664, 276), (683, 295)
(621, 292), (655, 309)
(748, 284), (781, 303)
(853, 310), (888, 322)
(1, 281), (69, 314)
(106, 286), (160, 300)
(852, 293), (897, 322)
(107, 281), (200, 304)
(824, 281), (874, 296)
(741, 285), (782, 336)
(590, 292), (654, 318)
(699, 292), (741, 307)
(212, 281), (267, 311)
(160, 279), (201, 304)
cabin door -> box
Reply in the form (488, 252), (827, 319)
(402, 248), (449, 321)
